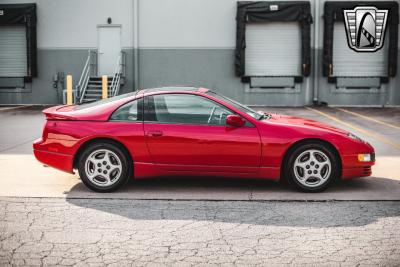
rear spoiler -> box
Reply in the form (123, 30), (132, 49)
(43, 105), (78, 121)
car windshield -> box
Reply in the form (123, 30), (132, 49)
(207, 91), (264, 120)
(75, 92), (136, 110)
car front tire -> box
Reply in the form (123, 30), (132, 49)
(78, 142), (131, 192)
(284, 142), (339, 193)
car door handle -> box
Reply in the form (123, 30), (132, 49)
(146, 130), (163, 137)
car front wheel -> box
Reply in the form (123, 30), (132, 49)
(285, 143), (339, 192)
(78, 142), (131, 192)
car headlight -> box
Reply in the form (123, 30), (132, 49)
(358, 154), (373, 162)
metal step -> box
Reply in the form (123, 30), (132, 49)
(86, 84), (112, 88)
(89, 75), (118, 79)
(88, 79), (116, 83)
(84, 92), (102, 95)
(88, 80), (113, 84)
(85, 89), (113, 92)
(83, 94), (103, 97)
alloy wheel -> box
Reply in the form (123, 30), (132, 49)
(293, 149), (332, 188)
(84, 149), (122, 187)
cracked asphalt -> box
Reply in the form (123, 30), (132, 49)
(1, 106), (400, 266)
(1, 198), (400, 266)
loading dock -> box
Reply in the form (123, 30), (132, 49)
(0, 3), (37, 90)
(235, 1), (312, 104)
(321, 1), (399, 106)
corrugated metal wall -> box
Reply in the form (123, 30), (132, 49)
(0, 26), (27, 77)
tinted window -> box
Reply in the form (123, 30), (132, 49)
(147, 94), (233, 125)
(110, 98), (142, 121)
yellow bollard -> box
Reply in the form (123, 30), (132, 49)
(102, 75), (108, 99)
(66, 75), (73, 105)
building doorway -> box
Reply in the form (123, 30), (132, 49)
(97, 25), (121, 76)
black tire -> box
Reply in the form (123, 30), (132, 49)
(284, 142), (339, 193)
(78, 142), (131, 192)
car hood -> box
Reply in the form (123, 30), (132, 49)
(264, 114), (349, 135)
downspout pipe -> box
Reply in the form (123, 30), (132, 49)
(312, 0), (320, 105)
(133, 0), (139, 91)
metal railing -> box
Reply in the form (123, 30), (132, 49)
(109, 51), (126, 97)
(77, 50), (97, 103)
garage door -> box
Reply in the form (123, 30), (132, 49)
(245, 22), (301, 76)
(333, 23), (388, 77)
(0, 26), (27, 77)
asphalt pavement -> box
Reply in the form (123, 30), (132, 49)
(1, 198), (400, 266)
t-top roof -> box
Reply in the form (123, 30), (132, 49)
(138, 86), (208, 95)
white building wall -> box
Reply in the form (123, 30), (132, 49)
(138, 0), (237, 48)
(1, 0), (134, 49)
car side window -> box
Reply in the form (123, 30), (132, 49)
(146, 94), (233, 126)
(110, 98), (143, 122)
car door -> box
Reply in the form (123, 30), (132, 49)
(143, 93), (261, 173)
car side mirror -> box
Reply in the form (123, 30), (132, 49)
(226, 115), (246, 127)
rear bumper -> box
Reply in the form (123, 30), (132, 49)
(33, 138), (74, 174)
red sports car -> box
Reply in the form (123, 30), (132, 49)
(33, 87), (375, 193)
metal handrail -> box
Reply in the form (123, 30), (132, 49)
(109, 55), (120, 96)
(77, 50), (97, 103)
(114, 72), (122, 96)
(109, 51), (126, 97)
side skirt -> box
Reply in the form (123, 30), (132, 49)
(133, 162), (280, 181)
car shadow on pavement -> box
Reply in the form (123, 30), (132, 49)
(66, 176), (400, 228)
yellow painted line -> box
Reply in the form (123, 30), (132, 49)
(306, 107), (400, 150)
(334, 107), (400, 130)
(0, 105), (32, 112)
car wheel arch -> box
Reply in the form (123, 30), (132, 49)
(280, 138), (342, 180)
(73, 137), (133, 170)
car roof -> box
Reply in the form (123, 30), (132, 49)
(137, 86), (209, 95)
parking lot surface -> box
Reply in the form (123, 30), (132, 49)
(1, 198), (400, 266)
(0, 105), (399, 266)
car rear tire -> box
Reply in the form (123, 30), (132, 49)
(78, 142), (131, 192)
(284, 142), (339, 193)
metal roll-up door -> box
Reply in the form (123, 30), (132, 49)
(333, 23), (388, 77)
(0, 26), (27, 77)
(245, 22), (301, 76)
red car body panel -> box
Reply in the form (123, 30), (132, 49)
(33, 88), (375, 181)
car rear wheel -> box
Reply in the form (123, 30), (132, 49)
(285, 143), (339, 192)
(78, 142), (131, 192)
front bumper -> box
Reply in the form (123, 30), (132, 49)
(341, 152), (375, 179)
(342, 166), (372, 179)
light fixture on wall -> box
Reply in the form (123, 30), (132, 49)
(107, 17), (112, 24)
